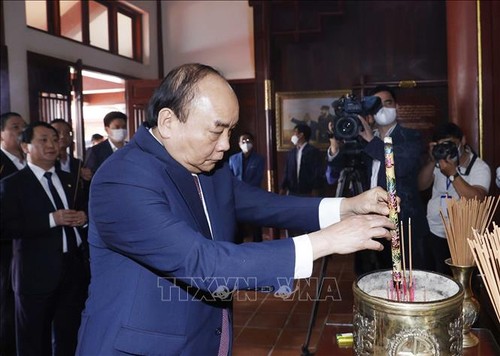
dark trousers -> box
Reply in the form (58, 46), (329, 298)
(0, 241), (15, 356)
(15, 252), (89, 356)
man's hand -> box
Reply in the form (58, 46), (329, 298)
(358, 115), (374, 142)
(327, 121), (340, 156)
(53, 209), (88, 227)
(80, 167), (93, 181)
(309, 214), (394, 260)
(437, 157), (458, 178)
(339, 186), (393, 219)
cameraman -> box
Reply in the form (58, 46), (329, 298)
(327, 85), (429, 276)
(418, 122), (491, 275)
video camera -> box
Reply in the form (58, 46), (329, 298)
(331, 94), (382, 141)
(432, 141), (458, 161)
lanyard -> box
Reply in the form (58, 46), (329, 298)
(446, 177), (452, 191)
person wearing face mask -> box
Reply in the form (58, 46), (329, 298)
(84, 111), (128, 175)
(326, 85), (430, 276)
(280, 124), (323, 237)
(229, 132), (265, 242)
(280, 124), (323, 198)
(418, 122), (491, 275)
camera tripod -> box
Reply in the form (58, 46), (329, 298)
(301, 165), (364, 356)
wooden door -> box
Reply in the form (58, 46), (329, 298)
(125, 79), (162, 136)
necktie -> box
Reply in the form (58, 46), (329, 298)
(192, 175), (229, 356)
(44, 172), (77, 253)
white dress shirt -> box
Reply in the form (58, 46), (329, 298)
(27, 162), (82, 252)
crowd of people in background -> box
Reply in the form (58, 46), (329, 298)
(0, 76), (499, 355)
(0, 110), (129, 355)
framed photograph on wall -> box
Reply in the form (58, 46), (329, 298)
(275, 89), (350, 151)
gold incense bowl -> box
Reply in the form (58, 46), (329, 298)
(445, 259), (480, 348)
(353, 269), (464, 355)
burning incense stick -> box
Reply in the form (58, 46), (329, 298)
(408, 217), (413, 288)
(384, 137), (402, 292)
(400, 221), (407, 300)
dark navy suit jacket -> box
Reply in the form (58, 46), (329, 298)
(0, 166), (85, 294)
(84, 139), (114, 174)
(76, 124), (323, 355)
(281, 143), (323, 195)
(228, 151), (265, 187)
(1, 151), (20, 180)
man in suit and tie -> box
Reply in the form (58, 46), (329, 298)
(84, 111), (127, 175)
(229, 132), (265, 242)
(76, 63), (394, 355)
(280, 124), (323, 197)
(0, 121), (89, 356)
(0, 111), (26, 355)
(280, 124), (324, 237)
(0, 112), (26, 179)
(51, 119), (91, 210)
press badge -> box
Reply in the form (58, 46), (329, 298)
(440, 194), (452, 220)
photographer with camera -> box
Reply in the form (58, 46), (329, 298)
(418, 122), (491, 275)
(327, 85), (429, 276)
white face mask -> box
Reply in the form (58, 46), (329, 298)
(239, 142), (252, 154)
(291, 135), (299, 145)
(109, 128), (127, 142)
(374, 107), (397, 126)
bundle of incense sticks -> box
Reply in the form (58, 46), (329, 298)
(386, 219), (416, 302)
(440, 196), (499, 266)
(384, 137), (402, 298)
(468, 223), (500, 322)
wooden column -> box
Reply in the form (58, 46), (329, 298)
(252, 1), (282, 239)
(252, 2), (276, 193)
(446, 0), (479, 151)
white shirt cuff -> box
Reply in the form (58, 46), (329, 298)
(327, 147), (339, 162)
(318, 198), (343, 228)
(292, 234), (313, 279)
(292, 198), (343, 279)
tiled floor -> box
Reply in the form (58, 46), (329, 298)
(232, 249), (357, 356)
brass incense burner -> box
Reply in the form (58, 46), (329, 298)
(353, 270), (464, 355)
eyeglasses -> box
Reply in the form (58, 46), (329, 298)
(240, 138), (252, 143)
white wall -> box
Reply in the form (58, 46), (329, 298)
(2, 0), (255, 118)
(3, 0), (159, 119)
(162, 1), (255, 79)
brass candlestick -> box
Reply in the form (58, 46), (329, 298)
(446, 258), (480, 348)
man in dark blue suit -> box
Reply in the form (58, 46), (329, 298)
(229, 132), (265, 242)
(0, 112), (26, 356)
(229, 132), (265, 188)
(51, 119), (91, 210)
(76, 63), (394, 355)
(280, 124), (323, 198)
(84, 111), (128, 175)
(0, 121), (89, 355)
(326, 85), (429, 276)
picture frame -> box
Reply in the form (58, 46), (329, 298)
(275, 89), (350, 151)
